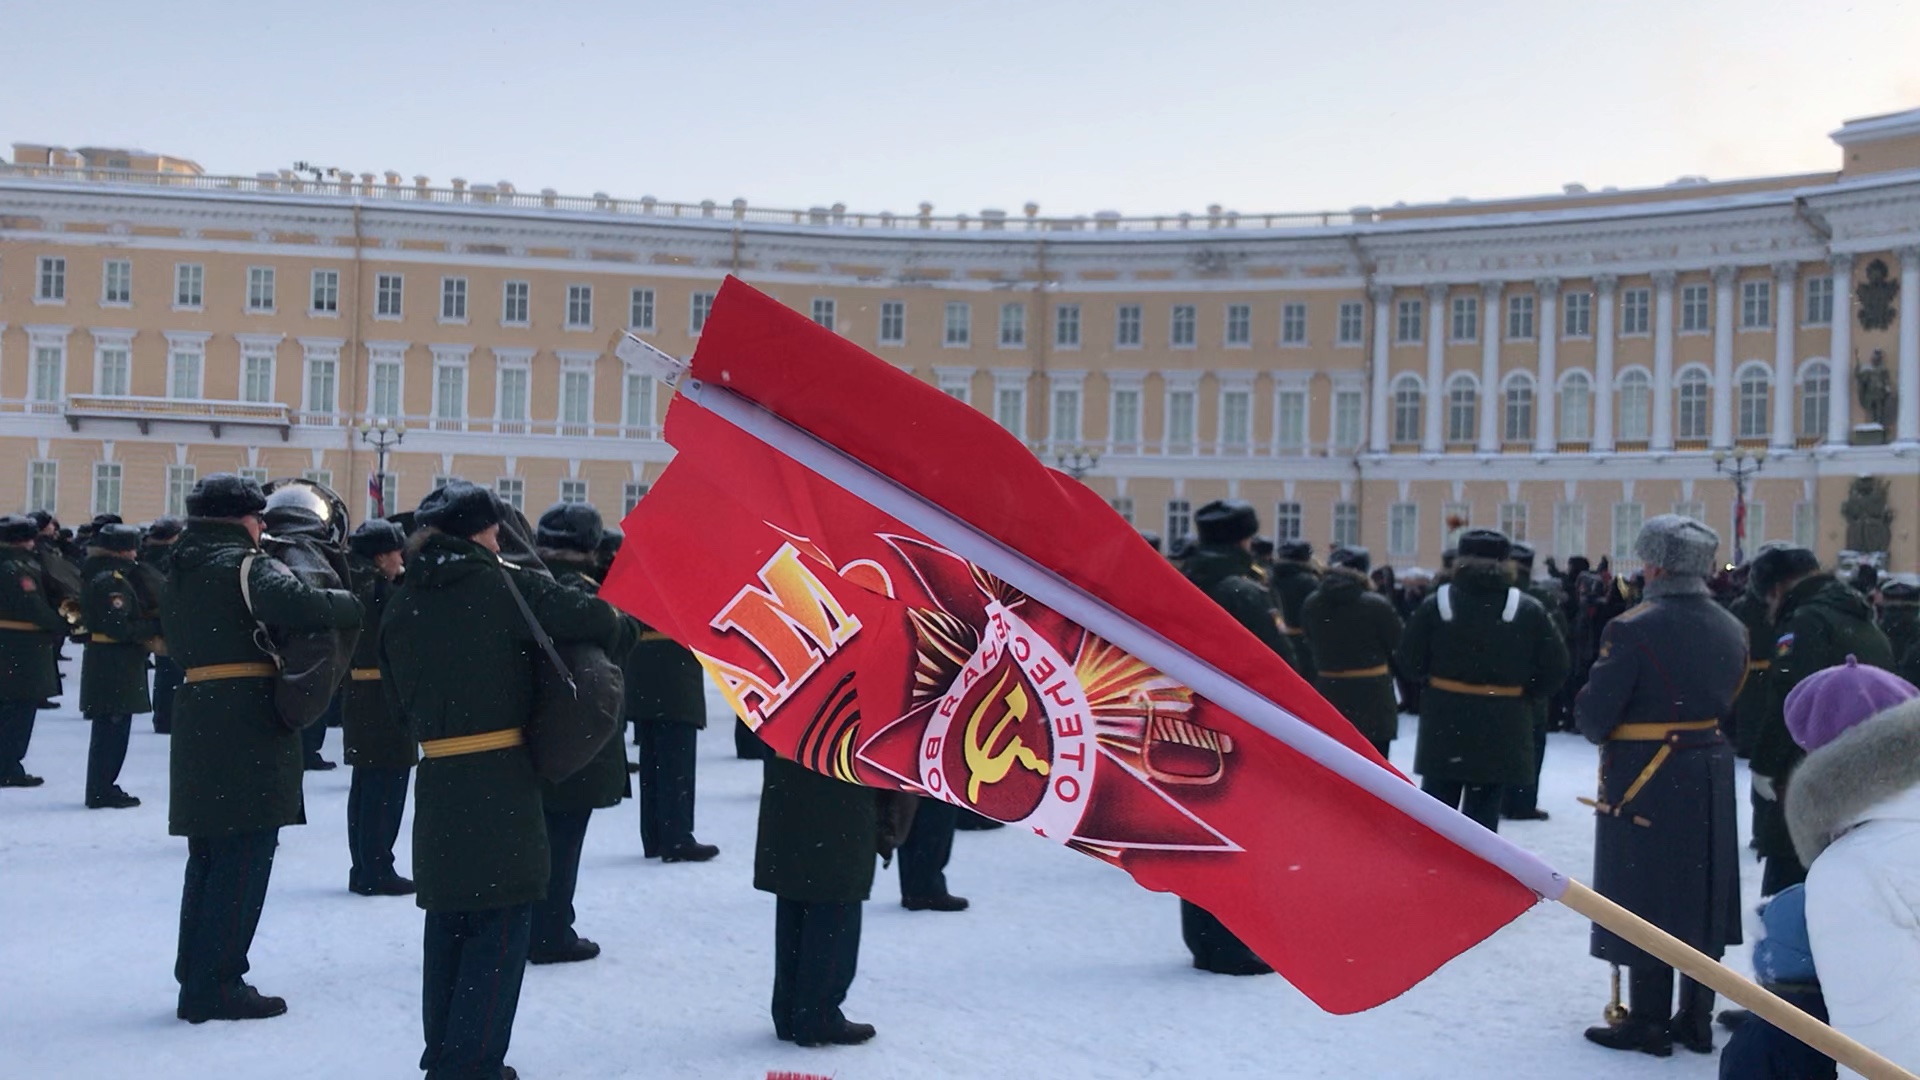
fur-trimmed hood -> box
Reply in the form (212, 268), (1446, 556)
(1787, 696), (1920, 865)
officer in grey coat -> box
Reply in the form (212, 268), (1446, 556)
(1576, 515), (1747, 1058)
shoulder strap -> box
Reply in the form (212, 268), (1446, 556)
(1502, 588), (1522, 623)
(497, 566), (578, 698)
(239, 553), (259, 617)
(238, 553), (283, 670)
(1436, 585), (1454, 622)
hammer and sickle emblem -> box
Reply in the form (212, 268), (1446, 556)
(964, 669), (1050, 803)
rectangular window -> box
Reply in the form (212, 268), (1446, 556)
(27, 461), (57, 514)
(1050, 386), (1081, 444)
(1804, 277), (1833, 326)
(1563, 292), (1593, 337)
(497, 367), (529, 423)
(376, 273), (404, 318)
(97, 345), (131, 397)
(247, 267), (275, 312)
(1273, 502), (1303, 542)
(1681, 284), (1710, 332)
(1674, 500), (1706, 523)
(1332, 503), (1360, 548)
(629, 287), (655, 331)
(239, 467), (269, 486)
(1507, 294), (1535, 340)
(691, 291), (715, 334)
(1441, 503), (1472, 550)
(495, 477), (524, 512)
(624, 482), (650, 515)
(103, 259), (132, 305)
(309, 268), (339, 314)
(1450, 296), (1478, 342)
(559, 479), (589, 505)
(93, 462), (122, 517)
(1621, 288), (1650, 335)
(1742, 503), (1768, 553)
(878, 300), (906, 345)
(1110, 388), (1141, 447)
(440, 277), (468, 322)
(560, 369), (592, 429)
(434, 364), (466, 422)
(1220, 389), (1252, 448)
(943, 302), (971, 346)
(38, 256), (66, 302)
(811, 297), (836, 331)
(1115, 304), (1142, 348)
(623, 371), (655, 432)
(369, 474), (397, 520)
(1225, 304), (1252, 347)
(994, 383), (1025, 438)
(26, 344), (61, 403)
(1054, 304), (1081, 348)
(565, 284), (593, 329)
(1612, 502), (1645, 563)
(1395, 299), (1423, 343)
(431, 474), (461, 492)
(175, 263), (203, 309)
(306, 357), (337, 415)
(370, 361), (402, 418)
(1110, 496), (1135, 525)
(1554, 502), (1588, 562)
(1741, 280), (1771, 328)
(1794, 501), (1818, 550)
(999, 303), (1026, 347)
(167, 348), (199, 400)
(243, 353), (274, 403)
(1337, 301), (1364, 345)
(501, 280), (529, 325)
(1389, 503), (1419, 557)
(1170, 305), (1197, 348)
(1284, 302), (1310, 345)
(1499, 502), (1529, 543)
(1166, 499), (1193, 546)
(1333, 389), (1363, 452)
(301, 467), (332, 489)
(936, 370), (970, 403)
(1166, 389), (1197, 452)
(165, 465), (196, 518)
(1276, 389), (1307, 453)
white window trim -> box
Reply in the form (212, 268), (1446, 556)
(1053, 303), (1082, 352)
(1560, 292), (1595, 341)
(1114, 305), (1144, 350)
(1619, 288), (1653, 338)
(1047, 370), (1087, 447)
(942, 302), (972, 349)
(564, 283), (594, 332)
(556, 350), (599, 427)
(245, 265), (276, 313)
(296, 336), (342, 414)
(997, 302), (1027, 350)
(1739, 279), (1773, 331)
(1334, 300), (1365, 349)
(1106, 369), (1147, 451)
(1215, 371), (1257, 452)
(308, 268), (341, 319)
(1447, 296), (1479, 344)
(1223, 304), (1254, 350)
(173, 263), (205, 313)
(430, 344), (474, 424)
(493, 347), (536, 423)
(438, 276), (470, 326)
(162, 330), (210, 400)
(1326, 371), (1365, 454)
(365, 341), (409, 420)
(1169, 304), (1199, 350)
(237, 333), (287, 404)
(629, 287), (657, 333)
(92, 460), (123, 517)
(877, 299), (907, 347)
(1678, 284), (1713, 337)
(991, 369), (1029, 439)
(89, 328), (135, 397)
(500, 280), (530, 327)
(932, 365), (974, 404)
(1162, 369), (1203, 453)
(374, 273), (405, 322)
(101, 259), (133, 309)
(34, 256), (67, 307)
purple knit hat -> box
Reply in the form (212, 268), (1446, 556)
(1783, 655), (1920, 752)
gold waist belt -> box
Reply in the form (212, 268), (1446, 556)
(1320, 665), (1391, 679)
(1428, 676), (1523, 698)
(349, 668), (382, 681)
(1609, 719), (1720, 742)
(638, 630), (674, 641)
(0, 619), (52, 632)
(184, 662), (278, 683)
(420, 727), (524, 759)
(1748, 660), (1772, 672)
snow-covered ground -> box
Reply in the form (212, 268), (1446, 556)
(3, 664), (1762, 1079)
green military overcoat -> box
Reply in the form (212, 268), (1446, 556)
(341, 553), (416, 769)
(1300, 567), (1403, 747)
(754, 755), (882, 904)
(1270, 560), (1320, 682)
(540, 554), (631, 813)
(79, 554), (159, 716)
(0, 545), (68, 702)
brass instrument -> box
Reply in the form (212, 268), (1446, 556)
(58, 596), (88, 638)
(1603, 964), (1630, 1026)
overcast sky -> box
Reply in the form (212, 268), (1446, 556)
(8, 0), (1920, 218)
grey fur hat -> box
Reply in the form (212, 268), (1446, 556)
(1634, 514), (1719, 578)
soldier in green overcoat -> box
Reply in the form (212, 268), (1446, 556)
(1395, 528), (1569, 832)
(142, 517), (186, 734)
(1301, 545), (1402, 758)
(162, 475), (362, 1023)
(342, 520), (416, 897)
(380, 483), (633, 1078)
(1270, 539), (1320, 683)
(0, 515), (67, 788)
(1876, 578), (1920, 687)
(627, 614), (721, 861)
(1726, 574), (1775, 758)
(79, 524), (160, 808)
(1502, 542), (1569, 822)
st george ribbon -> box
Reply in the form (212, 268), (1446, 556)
(603, 278), (1555, 1014)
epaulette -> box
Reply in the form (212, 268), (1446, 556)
(1609, 601), (1653, 624)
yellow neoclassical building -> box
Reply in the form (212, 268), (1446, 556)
(4, 109), (1920, 570)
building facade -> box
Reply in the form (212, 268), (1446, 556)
(4, 110), (1920, 570)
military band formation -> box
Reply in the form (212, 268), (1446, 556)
(1, 475), (1911, 1077)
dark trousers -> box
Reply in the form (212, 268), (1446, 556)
(1719, 987), (1835, 1080)
(302, 718), (328, 762)
(898, 797), (958, 900)
(771, 897), (862, 1042)
(733, 717), (770, 760)
(175, 829), (279, 1011)
(532, 808), (591, 952)
(347, 766), (411, 888)
(421, 904), (531, 1080)
(0, 698), (38, 780)
(1421, 776), (1504, 832)
(1627, 963), (1714, 1034)
(1369, 737), (1393, 761)
(1181, 900), (1268, 972)
(86, 713), (133, 801)
(151, 656), (183, 733)
(637, 721), (699, 856)
(1501, 709), (1552, 816)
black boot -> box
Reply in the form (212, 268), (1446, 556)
(86, 786), (140, 809)
(178, 983), (288, 1024)
(796, 1018), (876, 1047)
(1583, 1017), (1673, 1057)
(901, 893), (969, 912)
(661, 840), (719, 863)
(529, 938), (601, 965)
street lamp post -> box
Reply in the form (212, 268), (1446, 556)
(1712, 446), (1766, 565)
(356, 417), (407, 518)
(1054, 446), (1101, 482)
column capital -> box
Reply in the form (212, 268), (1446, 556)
(1479, 280), (1504, 301)
(1367, 282), (1395, 304)
(1712, 265), (1738, 287)
(1830, 252), (1855, 276)
(1772, 261), (1799, 283)
(1424, 282), (1451, 303)
(1900, 246), (1920, 265)
(1651, 269), (1678, 289)
(1593, 273), (1619, 294)
(1534, 277), (1561, 298)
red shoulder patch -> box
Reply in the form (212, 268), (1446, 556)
(18, 575), (36, 593)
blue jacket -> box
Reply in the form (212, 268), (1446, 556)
(1753, 883), (1818, 987)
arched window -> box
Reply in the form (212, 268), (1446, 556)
(1617, 369), (1652, 441)
(1446, 374), (1477, 444)
(1800, 361), (1831, 441)
(1503, 373), (1534, 443)
(1737, 363), (1771, 439)
(1559, 370), (1593, 442)
(1392, 375), (1423, 445)
(1677, 368), (1710, 440)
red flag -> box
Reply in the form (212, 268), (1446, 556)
(603, 278), (1553, 1013)
(369, 470), (385, 518)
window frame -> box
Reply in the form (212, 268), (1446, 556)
(102, 258), (133, 307)
(310, 267), (340, 316)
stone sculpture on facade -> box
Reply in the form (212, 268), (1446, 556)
(1842, 475), (1894, 555)
(1856, 348), (1896, 434)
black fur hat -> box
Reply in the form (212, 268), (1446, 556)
(349, 519), (407, 558)
(1194, 500), (1259, 545)
(415, 481), (502, 540)
(536, 502), (604, 553)
(184, 474), (268, 519)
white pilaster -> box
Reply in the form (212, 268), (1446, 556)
(1901, 248), (1920, 444)
(1367, 283), (1392, 453)
(1478, 281), (1502, 453)
(1534, 278), (1559, 453)
(1771, 262), (1797, 449)
(1652, 270), (1676, 450)
(1422, 283), (1447, 453)
(1712, 266), (1736, 449)
(1593, 274), (1618, 452)
(1826, 254), (1854, 447)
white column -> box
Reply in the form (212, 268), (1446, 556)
(1534, 278), (1559, 453)
(1827, 254), (1854, 447)
(1652, 270), (1676, 450)
(1712, 266), (1736, 449)
(1901, 248), (1920, 444)
(1771, 262), (1797, 449)
(1594, 273), (1618, 452)
(1422, 283), (1447, 453)
(1478, 280), (1502, 453)
(1367, 283), (1393, 453)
